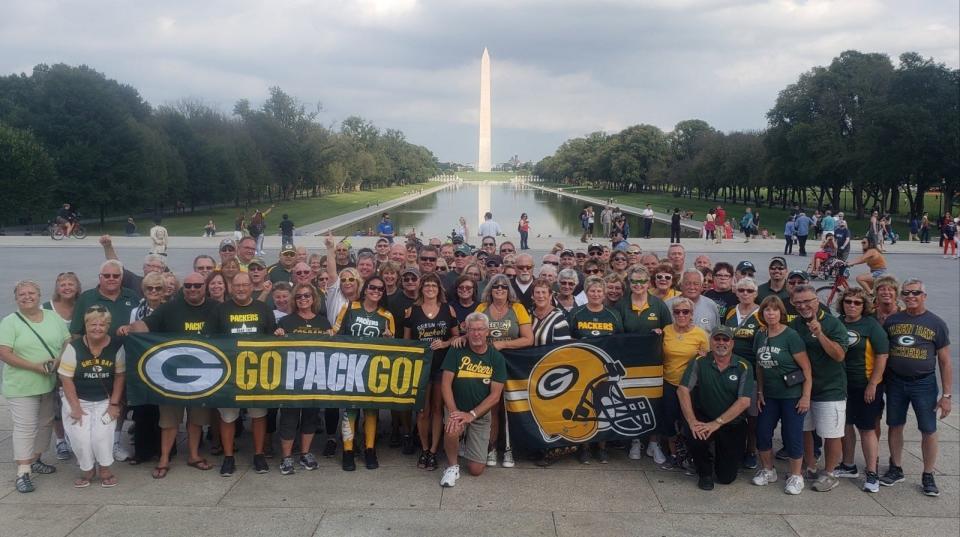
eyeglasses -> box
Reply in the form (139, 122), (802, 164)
(673, 309), (692, 315)
(712, 335), (732, 342)
(589, 251), (603, 257)
(220, 246), (235, 252)
(559, 281), (577, 287)
(585, 269), (601, 275)
(295, 293), (312, 300)
(629, 279), (649, 285)
(420, 256), (437, 262)
(714, 273), (732, 279)
(86, 305), (108, 313)
(457, 285), (475, 291)
(491, 284), (510, 290)
(402, 275), (419, 282)
(901, 290), (924, 297)
(482, 242), (495, 247)
(293, 270), (311, 276)
(366, 285), (385, 292)
(145, 285), (164, 292)
(655, 274), (672, 281)
(770, 266), (786, 271)
(340, 277), (358, 284)
(842, 298), (864, 305)
(736, 288), (756, 294)
(282, 252), (297, 257)
(100, 273), (121, 279)
(543, 261), (559, 266)
(454, 252), (467, 257)
(612, 257), (627, 263)
(516, 265), (533, 270)
(248, 265), (265, 271)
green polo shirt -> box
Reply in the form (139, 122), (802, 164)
(617, 295), (672, 335)
(680, 353), (754, 423)
(791, 310), (848, 401)
(757, 281), (789, 303)
(70, 287), (139, 336)
(267, 264), (294, 284)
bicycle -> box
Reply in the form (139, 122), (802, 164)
(815, 260), (849, 307)
(48, 220), (87, 240)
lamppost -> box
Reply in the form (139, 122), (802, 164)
(941, 177), (947, 221)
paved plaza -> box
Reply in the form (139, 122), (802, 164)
(0, 232), (957, 536)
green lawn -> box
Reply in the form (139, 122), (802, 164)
(458, 171), (518, 182)
(100, 184), (427, 236)
(543, 185), (949, 237)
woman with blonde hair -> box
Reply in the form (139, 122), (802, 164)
(43, 272), (81, 325)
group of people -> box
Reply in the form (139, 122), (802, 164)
(0, 229), (950, 497)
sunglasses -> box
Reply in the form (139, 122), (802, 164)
(457, 285), (475, 291)
(486, 263), (502, 268)
(100, 273), (121, 279)
(585, 269), (601, 274)
(86, 305), (108, 313)
(543, 261), (559, 266)
(402, 275), (419, 282)
(739, 271), (756, 277)
(629, 279), (649, 285)
(295, 270), (312, 276)
(282, 251), (297, 257)
(842, 298), (864, 305)
(491, 284), (510, 290)
(655, 274), (672, 281)
(589, 251), (603, 256)
(220, 246), (236, 252)
(145, 285), (165, 292)
(736, 288), (756, 294)
(295, 293), (313, 300)
(712, 335), (732, 342)
(455, 252), (468, 257)
(516, 265), (533, 270)
(500, 248), (515, 253)
(612, 257), (627, 263)
(420, 256), (437, 262)
(901, 290), (924, 297)
(673, 309), (692, 315)
(248, 265), (265, 271)
(366, 285), (385, 292)
(340, 277), (358, 284)
(559, 281), (577, 286)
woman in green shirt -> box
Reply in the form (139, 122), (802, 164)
(0, 281), (71, 493)
(752, 296), (812, 495)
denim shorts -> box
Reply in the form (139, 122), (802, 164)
(756, 397), (804, 459)
(845, 385), (885, 430)
(885, 373), (938, 433)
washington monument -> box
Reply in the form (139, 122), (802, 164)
(478, 47), (492, 172)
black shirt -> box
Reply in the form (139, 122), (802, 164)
(387, 292), (416, 336)
(144, 298), (218, 335)
(279, 312), (331, 335)
(212, 300), (277, 336)
(279, 219), (294, 236)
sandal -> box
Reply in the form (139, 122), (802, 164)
(151, 466), (169, 479)
(187, 458), (213, 471)
(74, 472), (94, 488)
(100, 474), (118, 488)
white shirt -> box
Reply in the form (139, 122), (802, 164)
(478, 220), (501, 237)
(642, 208), (654, 219)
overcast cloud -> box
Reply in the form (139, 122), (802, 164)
(1, 0), (956, 165)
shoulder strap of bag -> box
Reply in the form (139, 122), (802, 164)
(15, 312), (58, 360)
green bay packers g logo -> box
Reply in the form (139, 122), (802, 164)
(138, 341), (231, 399)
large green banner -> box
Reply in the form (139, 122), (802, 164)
(125, 334), (433, 410)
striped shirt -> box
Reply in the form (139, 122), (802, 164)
(532, 308), (572, 346)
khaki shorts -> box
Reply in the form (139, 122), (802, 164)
(802, 400), (846, 438)
(218, 407), (267, 423)
(158, 405), (212, 429)
(445, 409), (491, 465)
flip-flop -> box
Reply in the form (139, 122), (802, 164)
(74, 477), (92, 488)
(151, 466), (169, 479)
(187, 458), (212, 471)
(100, 475), (118, 488)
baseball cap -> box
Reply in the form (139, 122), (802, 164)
(485, 255), (503, 267)
(587, 243), (604, 253)
(280, 244), (296, 255)
(710, 326), (735, 339)
(736, 261), (756, 273)
(768, 256), (787, 268)
(376, 237), (390, 245)
(455, 244), (472, 256)
(219, 238), (236, 251)
(248, 257), (266, 268)
(559, 248), (575, 257)
(401, 267), (421, 278)
(787, 270), (809, 281)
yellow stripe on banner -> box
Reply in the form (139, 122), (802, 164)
(623, 387), (663, 399)
(505, 379), (529, 391)
(235, 394), (416, 404)
(505, 400), (531, 413)
(236, 340), (424, 354)
(626, 365), (663, 377)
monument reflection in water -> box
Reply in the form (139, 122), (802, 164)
(331, 182), (693, 241)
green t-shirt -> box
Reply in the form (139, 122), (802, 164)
(569, 305), (623, 338)
(791, 311), (849, 401)
(617, 296), (671, 335)
(144, 298), (218, 335)
(756, 281), (789, 303)
(267, 264), (294, 284)
(441, 345), (506, 411)
(754, 327), (807, 399)
(842, 316), (889, 389)
(0, 310), (70, 397)
(680, 353), (755, 423)
(724, 307), (763, 364)
(70, 287), (139, 336)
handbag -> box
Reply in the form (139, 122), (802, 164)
(783, 369), (806, 387)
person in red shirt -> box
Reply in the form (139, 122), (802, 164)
(715, 206), (726, 244)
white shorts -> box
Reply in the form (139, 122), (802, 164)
(803, 400), (846, 438)
(218, 407), (267, 423)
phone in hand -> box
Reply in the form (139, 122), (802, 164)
(101, 412), (115, 425)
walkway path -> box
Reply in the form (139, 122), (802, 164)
(529, 184), (704, 232)
(297, 183), (451, 236)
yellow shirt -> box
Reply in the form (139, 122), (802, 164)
(662, 324), (709, 386)
(650, 288), (680, 301)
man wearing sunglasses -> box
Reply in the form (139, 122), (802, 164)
(666, 268), (721, 333)
(70, 260), (138, 337)
(418, 245), (440, 275)
(510, 254), (536, 310)
(247, 258), (273, 303)
(98, 234), (167, 298)
(266, 245), (298, 284)
(118, 273), (217, 478)
(757, 257), (790, 303)
(678, 326), (754, 490)
(217, 238), (238, 267)
(880, 278), (952, 496)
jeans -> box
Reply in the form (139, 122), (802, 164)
(670, 228), (681, 243)
(281, 234), (293, 247)
(797, 234), (808, 256)
(885, 372), (938, 433)
(519, 230), (529, 249)
(920, 227), (930, 243)
(643, 219), (653, 238)
(784, 236), (793, 254)
(757, 397), (804, 459)
(255, 234), (265, 255)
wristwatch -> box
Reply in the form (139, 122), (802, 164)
(944, 394), (953, 399)
(469, 409), (478, 418)
(715, 416), (725, 425)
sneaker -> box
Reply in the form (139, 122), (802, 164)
(30, 459), (56, 475)
(922, 473), (940, 497)
(834, 462), (859, 478)
(659, 455), (679, 470)
(577, 445), (591, 465)
(440, 465), (460, 487)
(280, 456), (295, 475)
(364, 448), (379, 470)
(486, 449), (498, 467)
(879, 465), (905, 487)
(56, 439), (72, 461)
(742, 452), (758, 470)
(417, 449), (430, 469)
(388, 430), (402, 448)
(535, 451), (555, 467)
(502, 448), (515, 468)
(263, 443), (275, 459)
(863, 471), (880, 493)
(774, 447), (789, 461)
(752, 467), (778, 486)
(628, 439), (643, 460)
(597, 448), (609, 464)
(15, 473), (34, 493)
(253, 454), (269, 474)
(401, 434), (416, 455)
(812, 473), (839, 492)
(342, 450), (356, 471)
(322, 438), (337, 458)
(784, 474), (804, 495)
(299, 452), (319, 471)
(220, 456), (236, 477)
(682, 458), (696, 476)
(425, 451), (437, 471)
(646, 441), (667, 465)
(803, 467), (819, 481)
(698, 474), (715, 491)
(113, 441), (130, 462)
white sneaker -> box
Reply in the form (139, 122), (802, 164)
(501, 449), (515, 468)
(440, 465), (460, 487)
(112, 441), (130, 462)
(628, 439), (643, 460)
(784, 474), (804, 495)
(646, 441), (667, 465)
(486, 449), (498, 467)
(752, 467), (778, 486)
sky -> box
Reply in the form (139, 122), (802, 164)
(1, 0), (957, 166)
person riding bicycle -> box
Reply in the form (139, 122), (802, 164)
(55, 203), (78, 236)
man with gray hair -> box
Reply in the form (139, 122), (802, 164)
(667, 268), (721, 332)
(880, 278), (952, 497)
(439, 312), (506, 487)
(511, 253), (536, 310)
(98, 234), (166, 297)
